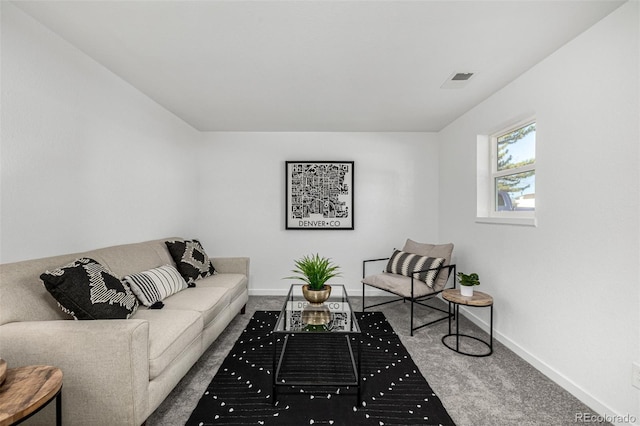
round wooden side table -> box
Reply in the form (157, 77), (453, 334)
(441, 288), (494, 357)
(0, 365), (63, 426)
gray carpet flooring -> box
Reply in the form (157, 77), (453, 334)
(146, 296), (610, 426)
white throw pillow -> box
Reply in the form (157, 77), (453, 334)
(123, 264), (188, 307)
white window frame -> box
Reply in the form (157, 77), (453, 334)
(476, 117), (537, 227)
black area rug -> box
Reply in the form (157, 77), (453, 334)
(187, 311), (455, 426)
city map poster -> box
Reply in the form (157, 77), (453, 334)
(285, 161), (354, 230)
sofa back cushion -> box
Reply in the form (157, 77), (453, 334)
(90, 239), (178, 278)
(0, 237), (182, 325)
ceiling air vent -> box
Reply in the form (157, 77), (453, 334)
(441, 72), (475, 89)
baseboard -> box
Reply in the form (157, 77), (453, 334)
(459, 307), (638, 426)
(248, 288), (288, 296)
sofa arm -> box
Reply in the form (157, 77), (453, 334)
(0, 319), (150, 426)
(212, 256), (250, 277)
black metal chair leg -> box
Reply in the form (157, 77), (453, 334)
(410, 299), (414, 336)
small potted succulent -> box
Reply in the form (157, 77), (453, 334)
(285, 254), (341, 304)
(457, 272), (480, 297)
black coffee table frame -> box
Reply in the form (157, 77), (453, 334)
(272, 284), (362, 406)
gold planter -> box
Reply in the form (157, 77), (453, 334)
(302, 284), (332, 305)
(302, 304), (331, 326)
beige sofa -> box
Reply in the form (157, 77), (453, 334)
(0, 238), (249, 425)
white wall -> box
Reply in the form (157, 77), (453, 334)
(197, 132), (440, 295)
(439, 1), (639, 422)
(0, 3), (201, 263)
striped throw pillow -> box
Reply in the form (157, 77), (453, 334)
(123, 264), (188, 307)
(385, 250), (445, 288)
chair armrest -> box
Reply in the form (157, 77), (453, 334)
(212, 257), (250, 276)
(0, 319), (150, 425)
(363, 257), (391, 263)
(362, 257), (390, 278)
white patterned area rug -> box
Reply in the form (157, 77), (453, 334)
(187, 311), (455, 426)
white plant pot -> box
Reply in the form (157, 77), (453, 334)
(460, 285), (474, 297)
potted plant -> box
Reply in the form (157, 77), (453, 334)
(285, 254), (341, 304)
(457, 272), (480, 297)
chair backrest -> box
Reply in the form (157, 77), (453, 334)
(402, 239), (454, 291)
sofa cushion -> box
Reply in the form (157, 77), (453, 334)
(40, 258), (138, 320)
(160, 287), (230, 326)
(385, 250), (445, 288)
(131, 308), (203, 380)
(165, 239), (216, 284)
(196, 273), (247, 303)
(362, 272), (437, 298)
(123, 264), (188, 307)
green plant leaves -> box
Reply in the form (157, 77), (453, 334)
(457, 272), (480, 286)
(284, 253), (341, 290)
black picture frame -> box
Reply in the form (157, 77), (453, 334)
(285, 161), (354, 230)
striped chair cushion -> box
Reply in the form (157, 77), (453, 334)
(385, 250), (445, 288)
(123, 264), (188, 307)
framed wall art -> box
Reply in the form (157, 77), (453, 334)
(285, 161), (354, 230)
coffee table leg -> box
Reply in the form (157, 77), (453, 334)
(272, 333), (276, 405)
(357, 335), (362, 406)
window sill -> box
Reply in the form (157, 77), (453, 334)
(475, 216), (537, 227)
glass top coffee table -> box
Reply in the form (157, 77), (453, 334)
(272, 284), (361, 405)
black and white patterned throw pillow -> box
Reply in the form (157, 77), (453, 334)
(40, 257), (138, 320)
(385, 250), (445, 288)
(165, 239), (216, 284)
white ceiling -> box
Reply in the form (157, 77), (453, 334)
(12, 0), (625, 132)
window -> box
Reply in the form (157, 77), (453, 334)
(491, 120), (536, 216)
